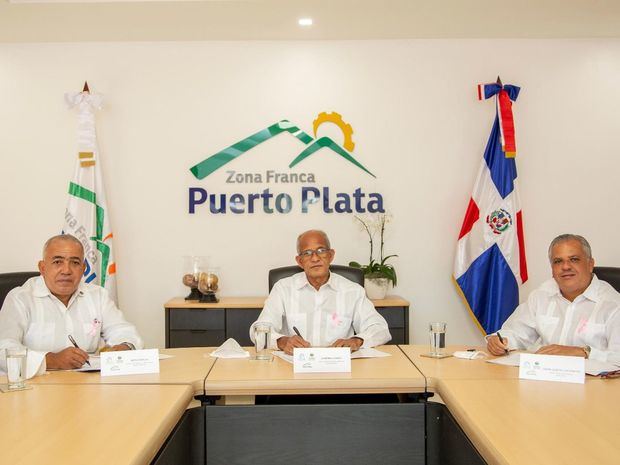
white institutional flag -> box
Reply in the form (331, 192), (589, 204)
(63, 87), (117, 303)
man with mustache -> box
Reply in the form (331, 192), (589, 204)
(251, 229), (391, 355)
(487, 234), (620, 363)
(0, 234), (142, 376)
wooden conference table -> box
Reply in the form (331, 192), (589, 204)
(439, 378), (620, 465)
(203, 344), (427, 465)
(399, 345), (620, 465)
(0, 383), (193, 465)
(28, 347), (216, 396)
(2, 345), (619, 465)
(0, 347), (216, 465)
(205, 344), (425, 401)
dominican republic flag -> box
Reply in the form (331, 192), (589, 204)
(63, 86), (118, 303)
(453, 81), (528, 334)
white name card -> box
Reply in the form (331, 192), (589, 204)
(293, 347), (351, 373)
(519, 353), (585, 384)
(101, 348), (160, 377)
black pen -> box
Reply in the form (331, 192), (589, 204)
(496, 332), (509, 355)
(68, 335), (91, 366)
(292, 326), (303, 339)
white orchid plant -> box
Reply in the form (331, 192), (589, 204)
(349, 213), (398, 286)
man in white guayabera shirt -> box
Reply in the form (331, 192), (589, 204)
(487, 234), (620, 363)
(0, 234), (143, 377)
(251, 229), (391, 355)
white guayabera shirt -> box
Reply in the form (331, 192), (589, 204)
(494, 275), (620, 364)
(251, 272), (391, 349)
(0, 277), (143, 378)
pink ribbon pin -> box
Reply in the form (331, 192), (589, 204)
(88, 318), (102, 337)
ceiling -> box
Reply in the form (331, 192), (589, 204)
(1, 0), (620, 42)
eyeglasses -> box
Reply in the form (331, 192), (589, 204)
(298, 247), (331, 259)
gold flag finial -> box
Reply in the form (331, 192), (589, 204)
(82, 81), (90, 93)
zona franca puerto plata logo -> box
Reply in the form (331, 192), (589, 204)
(188, 112), (385, 215)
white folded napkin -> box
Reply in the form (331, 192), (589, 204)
(453, 350), (487, 360)
(209, 338), (250, 358)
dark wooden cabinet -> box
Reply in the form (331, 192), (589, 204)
(164, 296), (409, 348)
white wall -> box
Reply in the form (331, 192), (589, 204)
(1, 39), (619, 348)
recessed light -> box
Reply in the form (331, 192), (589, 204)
(298, 18), (313, 27)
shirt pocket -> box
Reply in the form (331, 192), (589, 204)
(535, 315), (559, 343)
(325, 313), (353, 343)
(24, 322), (55, 350)
(82, 323), (101, 353)
(581, 322), (607, 348)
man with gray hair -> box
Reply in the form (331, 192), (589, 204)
(251, 229), (391, 355)
(487, 234), (620, 363)
(0, 234), (143, 377)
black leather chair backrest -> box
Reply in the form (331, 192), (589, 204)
(268, 265), (364, 292)
(593, 267), (620, 293)
(0, 272), (40, 310)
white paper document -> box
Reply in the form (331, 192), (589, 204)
(100, 348), (160, 377)
(73, 355), (101, 372)
(583, 359), (620, 377)
(353, 347), (391, 359)
(486, 352), (522, 367)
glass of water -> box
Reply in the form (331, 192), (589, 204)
(429, 322), (447, 357)
(253, 323), (272, 361)
(6, 348), (28, 390)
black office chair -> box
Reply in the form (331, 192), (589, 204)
(268, 265), (364, 292)
(0, 271), (40, 309)
(593, 267), (620, 293)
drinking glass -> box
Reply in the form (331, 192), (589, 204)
(429, 322), (447, 356)
(253, 323), (272, 361)
(6, 348), (28, 390)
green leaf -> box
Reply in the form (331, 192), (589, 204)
(380, 254), (398, 266)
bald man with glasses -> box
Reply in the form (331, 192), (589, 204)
(251, 229), (391, 355)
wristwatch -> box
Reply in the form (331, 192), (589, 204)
(122, 342), (136, 350)
(582, 345), (591, 359)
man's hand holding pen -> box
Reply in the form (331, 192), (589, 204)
(487, 333), (510, 356)
(277, 335), (311, 355)
(45, 347), (89, 369)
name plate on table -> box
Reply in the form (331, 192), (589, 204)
(519, 353), (584, 384)
(293, 347), (351, 373)
(101, 349), (160, 377)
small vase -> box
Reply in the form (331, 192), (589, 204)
(364, 277), (389, 300)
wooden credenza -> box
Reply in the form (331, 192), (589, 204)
(164, 295), (410, 348)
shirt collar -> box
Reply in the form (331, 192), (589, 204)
(32, 275), (85, 301)
(582, 274), (600, 302)
(294, 271), (338, 291)
(546, 274), (600, 303)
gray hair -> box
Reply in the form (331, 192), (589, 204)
(296, 230), (331, 254)
(42, 234), (84, 258)
(548, 234), (592, 262)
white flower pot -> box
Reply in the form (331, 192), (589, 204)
(364, 277), (389, 300)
